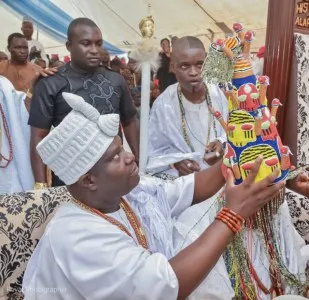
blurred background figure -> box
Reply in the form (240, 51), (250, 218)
(21, 16), (49, 66)
(0, 51), (8, 62)
(49, 54), (65, 68)
(100, 48), (110, 68)
(110, 56), (122, 73)
(252, 45), (265, 76)
(34, 58), (46, 69)
(156, 38), (177, 93)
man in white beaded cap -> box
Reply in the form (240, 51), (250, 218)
(22, 92), (286, 300)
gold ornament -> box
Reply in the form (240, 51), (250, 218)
(33, 182), (48, 190)
(139, 15), (154, 39)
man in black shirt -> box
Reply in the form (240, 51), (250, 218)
(29, 18), (139, 188)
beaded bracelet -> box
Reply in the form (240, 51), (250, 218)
(215, 207), (244, 234)
(222, 207), (245, 223)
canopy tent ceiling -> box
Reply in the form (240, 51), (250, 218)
(0, 0), (268, 58)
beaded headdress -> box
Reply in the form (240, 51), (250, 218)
(202, 23), (291, 186)
(201, 24), (308, 298)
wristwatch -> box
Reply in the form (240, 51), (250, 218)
(34, 182), (48, 190)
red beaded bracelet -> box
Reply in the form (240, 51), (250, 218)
(215, 208), (244, 234)
(216, 215), (240, 234)
(222, 207), (245, 223)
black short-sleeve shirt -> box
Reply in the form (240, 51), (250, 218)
(28, 64), (137, 129)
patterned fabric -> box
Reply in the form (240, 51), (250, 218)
(0, 187), (71, 299)
(120, 68), (136, 90)
(295, 33), (309, 166)
(286, 189), (309, 244)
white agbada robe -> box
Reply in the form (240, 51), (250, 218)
(147, 82), (235, 299)
(147, 82), (309, 299)
(24, 174), (214, 300)
(0, 76), (34, 193)
(147, 82), (228, 177)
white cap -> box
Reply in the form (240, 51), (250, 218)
(22, 16), (33, 23)
(37, 93), (119, 185)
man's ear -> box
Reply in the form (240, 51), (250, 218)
(170, 59), (176, 74)
(78, 173), (98, 191)
(66, 41), (71, 53)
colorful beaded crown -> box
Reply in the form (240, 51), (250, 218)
(203, 23), (291, 185)
(202, 25), (308, 298)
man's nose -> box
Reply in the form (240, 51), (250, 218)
(90, 44), (99, 54)
(188, 66), (199, 76)
(124, 151), (136, 164)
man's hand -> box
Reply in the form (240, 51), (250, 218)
(224, 156), (285, 219)
(36, 67), (58, 80)
(174, 159), (200, 176)
(204, 140), (224, 166)
(288, 171), (309, 197)
(30, 68), (58, 90)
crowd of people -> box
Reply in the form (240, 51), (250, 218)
(0, 15), (308, 300)
(0, 17), (180, 190)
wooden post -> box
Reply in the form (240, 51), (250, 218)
(263, 0), (296, 142)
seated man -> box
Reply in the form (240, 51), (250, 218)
(22, 92), (283, 300)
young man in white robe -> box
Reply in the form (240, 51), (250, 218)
(147, 37), (309, 299)
(22, 92), (287, 300)
(147, 39), (227, 179)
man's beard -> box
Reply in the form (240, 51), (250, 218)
(191, 82), (204, 94)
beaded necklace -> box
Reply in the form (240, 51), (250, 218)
(0, 103), (13, 168)
(177, 83), (218, 152)
(71, 198), (149, 250)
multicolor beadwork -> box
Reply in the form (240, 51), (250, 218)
(203, 22), (307, 298)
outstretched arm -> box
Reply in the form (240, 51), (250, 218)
(170, 219), (233, 299)
(192, 160), (225, 205)
(170, 158), (285, 300)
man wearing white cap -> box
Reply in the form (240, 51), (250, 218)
(22, 92), (285, 300)
(21, 16), (49, 66)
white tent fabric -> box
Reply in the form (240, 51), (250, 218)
(0, 0), (268, 58)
